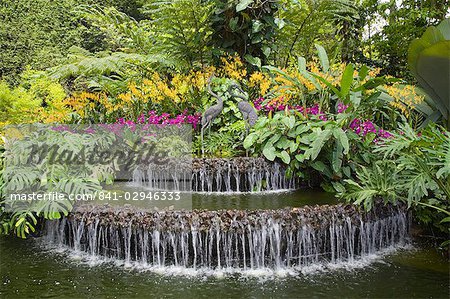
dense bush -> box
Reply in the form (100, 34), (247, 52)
(341, 122), (450, 245)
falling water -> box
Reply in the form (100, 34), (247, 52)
(132, 158), (297, 192)
(44, 204), (409, 270)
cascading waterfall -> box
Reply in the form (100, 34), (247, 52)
(44, 204), (409, 270)
(132, 158), (297, 192)
(132, 160), (192, 192)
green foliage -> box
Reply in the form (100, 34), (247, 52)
(341, 122), (450, 237)
(46, 1), (213, 93)
(341, 161), (402, 211)
(0, 73), (67, 125)
(0, 0), (112, 84)
(48, 47), (172, 95)
(210, 0), (280, 66)
(195, 128), (245, 158)
(243, 111), (375, 185)
(0, 82), (39, 125)
(244, 46), (404, 187)
(275, 0), (359, 66)
(0, 123), (190, 237)
(360, 0), (448, 79)
(76, 5), (151, 52)
(264, 45), (398, 117)
(0, 125), (117, 238)
(408, 18), (450, 130)
(142, 0), (215, 68)
(195, 78), (249, 157)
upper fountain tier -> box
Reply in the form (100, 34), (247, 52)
(132, 157), (301, 193)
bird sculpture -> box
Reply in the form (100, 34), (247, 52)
(228, 83), (258, 134)
(201, 75), (224, 156)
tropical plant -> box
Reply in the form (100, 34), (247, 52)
(341, 121), (450, 245)
(0, 82), (41, 127)
(141, 0), (215, 68)
(0, 121), (192, 237)
(194, 128), (245, 158)
(263, 44), (399, 125)
(408, 18), (450, 130)
(194, 77), (250, 157)
(0, 125), (117, 238)
(47, 46), (174, 95)
(208, 0), (281, 67)
(361, 0), (449, 79)
(0, 74), (68, 127)
(0, 0), (122, 84)
(275, 0), (359, 67)
(243, 108), (389, 188)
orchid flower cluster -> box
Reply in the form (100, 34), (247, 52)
(335, 101), (392, 140)
(253, 97), (327, 120)
(349, 118), (393, 142)
(117, 110), (202, 129)
(252, 97), (392, 142)
(253, 97), (287, 112)
(337, 102), (349, 113)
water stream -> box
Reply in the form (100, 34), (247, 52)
(132, 158), (299, 192)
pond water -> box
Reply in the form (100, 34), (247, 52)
(0, 236), (448, 298)
(191, 189), (338, 210)
(1, 189), (448, 298)
(102, 182), (338, 210)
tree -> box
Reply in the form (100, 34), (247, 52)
(274, 0), (359, 67)
(361, 0), (449, 79)
(0, 0), (143, 84)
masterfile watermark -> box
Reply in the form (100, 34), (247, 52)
(1, 124), (193, 213)
(7, 191), (182, 202)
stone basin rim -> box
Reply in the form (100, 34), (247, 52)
(71, 202), (403, 214)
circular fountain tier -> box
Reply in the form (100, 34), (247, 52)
(132, 157), (302, 193)
(192, 157), (298, 192)
(45, 203), (410, 270)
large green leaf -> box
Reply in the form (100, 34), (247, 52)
(408, 18), (450, 126)
(332, 127), (349, 154)
(244, 54), (261, 68)
(279, 150), (291, 164)
(340, 64), (354, 100)
(314, 44), (329, 73)
(297, 56), (307, 73)
(311, 73), (340, 97)
(309, 129), (333, 160)
(243, 132), (258, 149)
(332, 140), (343, 173)
(262, 145), (276, 161)
(437, 18), (450, 39)
(416, 42), (450, 114)
(236, 0), (253, 12)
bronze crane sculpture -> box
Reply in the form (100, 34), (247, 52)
(201, 75), (224, 156)
(228, 83), (258, 134)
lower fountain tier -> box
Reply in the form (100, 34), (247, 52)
(44, 203), (410, 269)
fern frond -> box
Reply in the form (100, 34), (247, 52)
(75, 5), (152, 51)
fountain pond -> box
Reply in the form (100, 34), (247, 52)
(0, 158), (448, 298)
(0, 199), (448, 298)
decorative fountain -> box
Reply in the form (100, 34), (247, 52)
(45, 203), (409, 270)
(42, 81), (411, 274)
